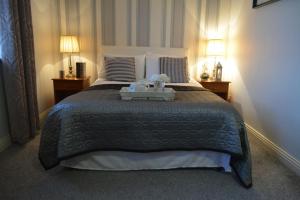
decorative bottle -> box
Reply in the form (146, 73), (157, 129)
(216, 62), (223, 81)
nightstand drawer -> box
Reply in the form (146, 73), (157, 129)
(53, 80), (85, 90)
(201, 82), (228, 93)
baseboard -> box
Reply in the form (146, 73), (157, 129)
(245, 123), (300, 176)
(0, 134), (11, 152)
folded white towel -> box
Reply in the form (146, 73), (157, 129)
(129, 82), (147, 92)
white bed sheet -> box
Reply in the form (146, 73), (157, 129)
(61, 150), (231, 172)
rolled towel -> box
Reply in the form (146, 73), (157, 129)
(129, 82), (147, 92)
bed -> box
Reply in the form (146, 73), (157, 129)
(39, 47), (252, 188)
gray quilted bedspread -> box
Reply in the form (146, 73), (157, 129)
(39, 84), (252, 188)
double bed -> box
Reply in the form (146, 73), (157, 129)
(39, 47), (252, 188)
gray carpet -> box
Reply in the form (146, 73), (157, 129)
(0, 134), (299, 200)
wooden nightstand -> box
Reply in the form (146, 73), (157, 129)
(200, 80), (231, 101)
(52, 76), (90, 104)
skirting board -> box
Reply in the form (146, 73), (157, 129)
(245, 123), (300, 176)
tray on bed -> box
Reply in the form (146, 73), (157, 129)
(120, 87), (175, 101)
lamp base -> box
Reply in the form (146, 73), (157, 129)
(66, 65), (75, 78)
(66, 73), (75, 78)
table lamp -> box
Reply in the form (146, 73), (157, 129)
(60, 36), (80, 78)
(206, 39), (225, 81)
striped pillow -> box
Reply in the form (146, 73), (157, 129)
(104, 57), (136, 82)
(159, 57), (189, 83)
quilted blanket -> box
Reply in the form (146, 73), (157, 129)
(39, 84), (252, 188)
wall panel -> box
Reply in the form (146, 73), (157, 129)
(115, 0), (129, 46)
(136, 0), (150, 46)
(170, 0), (185, 48)
(150, 0), (163, 47)
(101, 0), (115, 45)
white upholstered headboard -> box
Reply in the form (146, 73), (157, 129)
(102, 46), (188, 57)
(98, 46), (194, 79)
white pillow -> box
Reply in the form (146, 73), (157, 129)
(146, 53), (189, 80)
(145, 53), (160, 80)
(100, 54), (145, 81)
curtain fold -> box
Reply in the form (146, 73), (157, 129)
(0, 0), (39, 144)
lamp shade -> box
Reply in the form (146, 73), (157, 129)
(206, 39), (225, 56)
(60, 36), (80, 53)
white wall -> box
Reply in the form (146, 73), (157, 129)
(229, 0), (300, 162)
(31, 0), (101, 113)
(31, 0), (59, 113)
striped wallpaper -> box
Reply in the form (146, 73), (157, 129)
(31, 0), (233, 113)
(101, 0), (187, 48)
(57, 0), (232, 48)
(43, 0), (232, 81)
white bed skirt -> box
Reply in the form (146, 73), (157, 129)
(61, 150), (232, 172)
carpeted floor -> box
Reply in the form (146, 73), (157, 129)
(0, 134), (299, 200)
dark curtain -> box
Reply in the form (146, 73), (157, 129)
(0, 0), (39, 144)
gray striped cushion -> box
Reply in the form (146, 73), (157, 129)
(159, 57), (189, 83)
(104, 57), (136, 82)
